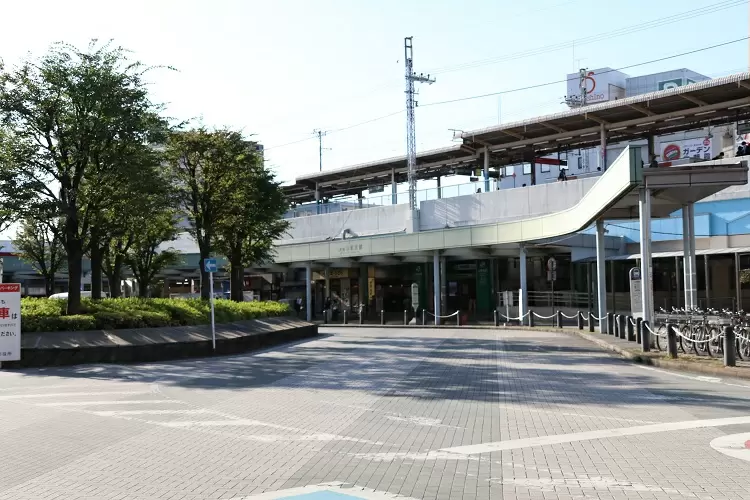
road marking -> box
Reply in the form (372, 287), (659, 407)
(36, 400), (187, 407)
(441, 415), (750, 455)
(710, 432), (750, 462)
(232, 482), (421, 499)
(90, 409), (210, 417)
(0, 391), (148, 401)
(635, 365), (750, 389)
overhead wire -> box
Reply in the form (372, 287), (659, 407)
(420, 36), (750, 108)
(267, 37), (749, 151)
(425, 0), (748, 75)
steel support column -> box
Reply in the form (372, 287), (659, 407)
(675, 256), (682, 309)
(687, 202), (698, 309)
(704, 254), (710, 309)
(433, 250), (441, 325)
(519, 245), (528, 319)
(639, 189), (653, 324)
(305, 264), (312, 322)
(595, 219), (607, 332)
(436, 176), (442, 199)
(483, 147), (490, 193)
(736, 253), (742, 312)
(391, 168), (397, 205)
(600, 124), (607, 171)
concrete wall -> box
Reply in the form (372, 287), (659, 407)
(420, 176), (599, 231)
(279, 204), (409, 244)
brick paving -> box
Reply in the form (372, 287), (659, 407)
(1, 327), (750, 499)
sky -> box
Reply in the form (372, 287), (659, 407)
(0, 0), (748, 216)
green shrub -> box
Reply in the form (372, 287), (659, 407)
(20, 297), (290, 333)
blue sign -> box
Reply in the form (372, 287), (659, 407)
(203, 258), (217, 273)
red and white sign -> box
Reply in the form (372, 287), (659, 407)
(660, 137), (713, 162)
(0, 284), (21, 362)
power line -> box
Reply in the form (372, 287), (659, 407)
(267, 37), (748, 153)
(425, 0), (747, 75)
(420, 37), (750, 108)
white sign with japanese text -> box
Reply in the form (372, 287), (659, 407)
(0, 284), (21, 362)
(660, 137), (713, 162)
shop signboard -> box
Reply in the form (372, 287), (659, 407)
(0, 284), (21, 362)
(660, 137), (712, 162)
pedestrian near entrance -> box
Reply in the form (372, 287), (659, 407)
(738, 141), (747, 156)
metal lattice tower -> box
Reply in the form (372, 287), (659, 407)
(404, 37), (435, 211)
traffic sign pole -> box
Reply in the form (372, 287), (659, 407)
(209, 271), (215, 350)
(203, 258), (218, 351)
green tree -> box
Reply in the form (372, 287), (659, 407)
(0, 41), (166, 313)
(125, 209), (181, 298)
(13, 217), (66, 296)
(215, 156), (289, 301)
(165, 128), (242, 300)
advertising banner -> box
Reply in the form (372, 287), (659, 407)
(0, 284), (21, 362)
(660, 137), (712, 162)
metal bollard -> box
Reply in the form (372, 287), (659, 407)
(641, 320), (651, 352)
(618, 315), (626, 340)
(323, 309), (328, 325)
(667, 323), (678, 358)
(724, 325), (736, 367)
(494, 309), (499, 327)
(359, 305), (364, 325)
(343, 310), (348, 325)
(627, 316), (635, 342)
(457, 312), (461, 326)
(403, 310), (408, 325)
(588, 310), (594, 332)
(556, 310), (563, 328)
(606, 313), (613, 335)
(577, 310), (583, 330)
(422, 309), (426, 326)
(528, 309), (535, 327)
(636, 317), (643, 345)
(613, 314), (619, 337)
(380, 309), (384, 325)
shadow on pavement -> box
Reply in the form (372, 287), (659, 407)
(8, 330), (750, 412)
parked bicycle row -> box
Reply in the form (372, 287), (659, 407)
(653, 307), (750, 360)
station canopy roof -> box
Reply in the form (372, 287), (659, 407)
(284, 71), (750, 204)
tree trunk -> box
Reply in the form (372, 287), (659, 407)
(90, 246), (103, 300)
(230, 249), (244, 302)
(137, 279), (149, 298)
(44, 276), (54, 297)
(66, 243), (83, 315)
(200, 251), (210, 300)
(108, 255), (125, 298)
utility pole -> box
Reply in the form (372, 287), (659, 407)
(404, 37), (435, 211)
(312, 129), (329, 172)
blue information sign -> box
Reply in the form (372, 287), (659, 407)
(203, 258), (217, 273)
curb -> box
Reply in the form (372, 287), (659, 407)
(556, 327), (750, 381)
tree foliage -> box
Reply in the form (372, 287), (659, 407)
(0, 41), (167, 313)
(126, 208), (181, 298)
(13, 217), (66, 296)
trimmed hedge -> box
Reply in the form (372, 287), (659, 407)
(20, 297), (291, 333)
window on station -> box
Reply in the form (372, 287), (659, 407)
(541, 164), (550, 173)
(522, 163), (531, 175)
(504, 166), (514, 177)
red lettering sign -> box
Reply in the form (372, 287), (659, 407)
(0, 284), (20, 293)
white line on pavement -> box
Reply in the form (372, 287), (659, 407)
(709, 432), (750, 462)
(440, 415), (750, 455)
(89, 409), (211, 417)
(36, 400), (188, 407)
(635, 365), (750, 389)
(0, 391), (149, 401)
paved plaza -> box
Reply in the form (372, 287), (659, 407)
(2, 328), (750, 500)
